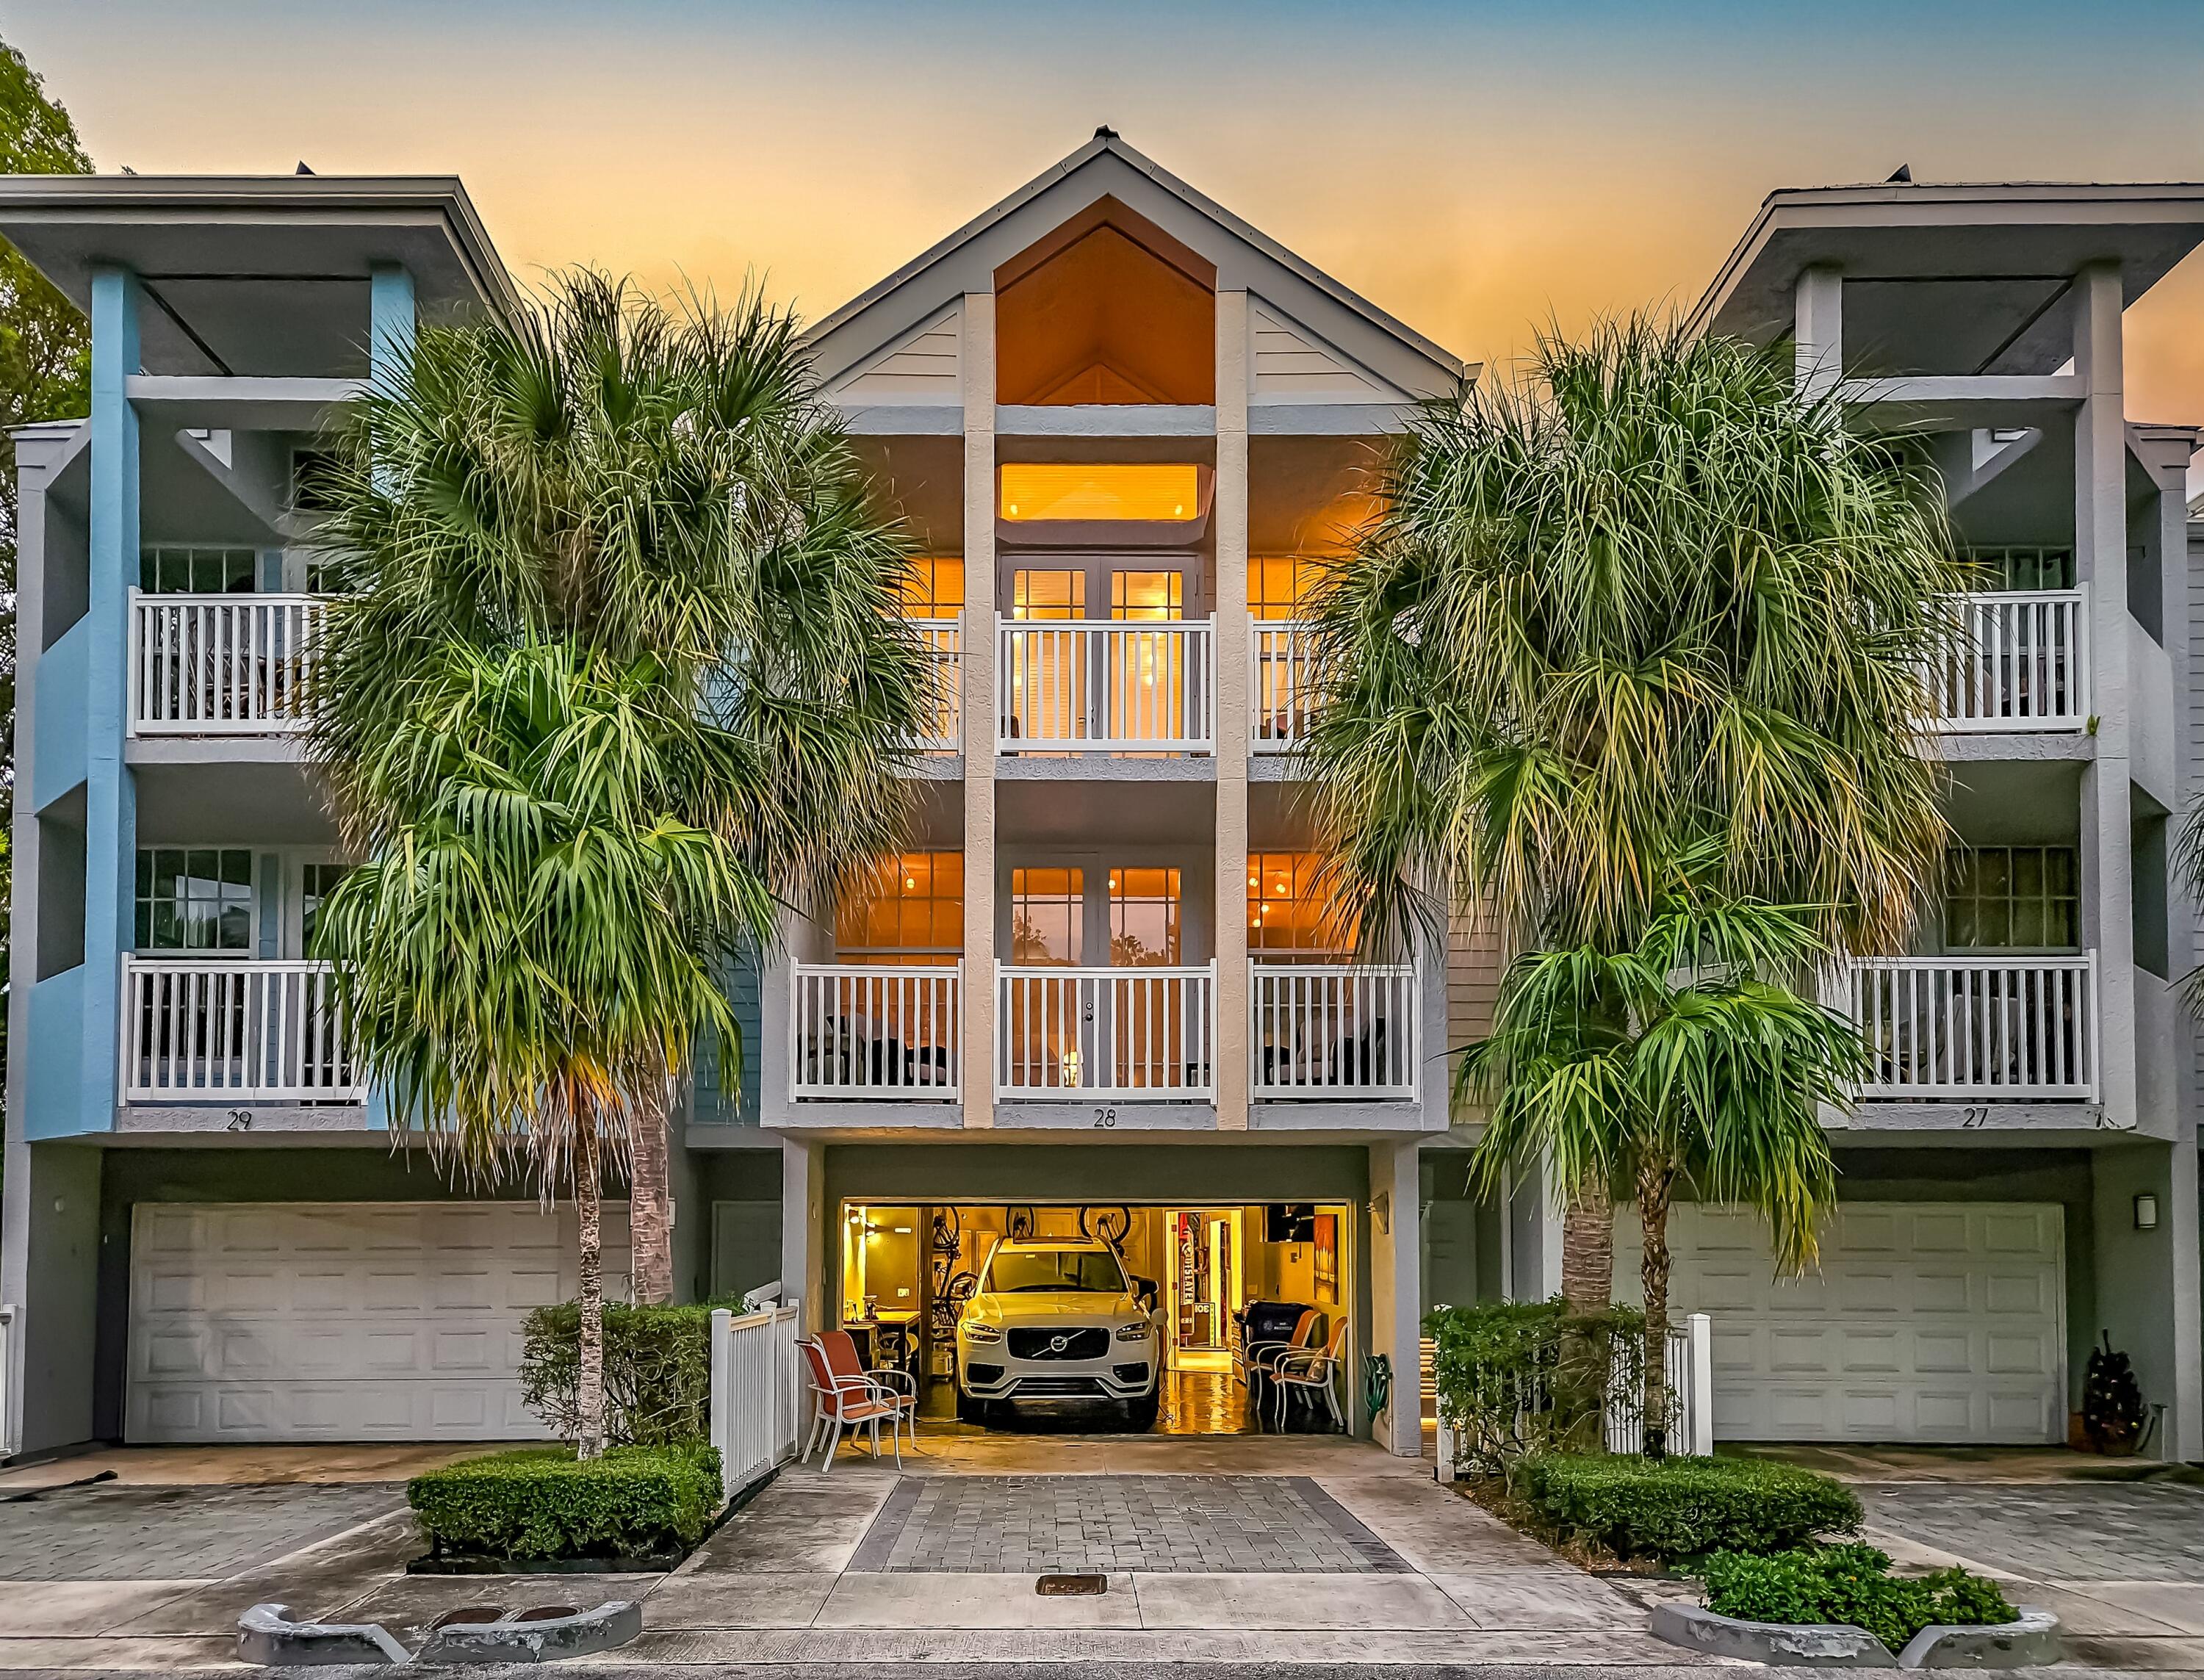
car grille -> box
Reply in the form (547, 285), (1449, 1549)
(1008, 1327), (1111, 1361)
(1011, 1377), (1106, 1396)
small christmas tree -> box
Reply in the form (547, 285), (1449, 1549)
(2082, 1332), (2144, 1454)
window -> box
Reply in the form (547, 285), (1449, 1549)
(1943, 846), (2079, 951)
(1964, 547), (2075, 591)
(1247, 851), (1350, 954)
(1110, 570), (1182, 621)
(140, 546), (256, 594)
(300, 862), (354, 955)
(1249, 557), (1318, 621)
(291, 447), (342, 513)
(1010, 569), (1086, 620)
(1109, 867), (1180, 966)
(1010, 867), (1084, 965)
(136, 848), (253, 951)
(899, 556), (965, 619)
(999, 463), (1200, 523)
(833, 851), (963, 961)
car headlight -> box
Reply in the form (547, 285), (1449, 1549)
(963, 1323), (1003, 1344)
(1114, 1322), (1153, 1343)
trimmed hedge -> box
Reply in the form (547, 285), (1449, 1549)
(1516, 1452), (1861, 1563)
(408, 1444), (723, 1561)
(1704, 1543), (2016, 1651)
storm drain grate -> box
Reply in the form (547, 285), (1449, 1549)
(1036, 1572), (1107, 1595)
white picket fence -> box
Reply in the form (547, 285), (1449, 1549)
(0, 1303), (18, 1460)
(1435, 1313), (1714, 1481)
(707, 1305), (804, 1503)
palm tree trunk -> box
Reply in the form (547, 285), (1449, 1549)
(628, 1087), (674, 1305)
(1638, 1160), (1674, 1460)
(575, 1105), (608, 1460)
(1560, 1180), (1613, 1310)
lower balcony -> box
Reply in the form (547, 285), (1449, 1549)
(1834, 953), (2098, 1102)
(1249, 962), (1419, 1100)
(121, 956), (361, 1103)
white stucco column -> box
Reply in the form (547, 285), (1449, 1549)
(779, 1136), (828, 1335)
(1214, 290), (1251, 1129)
(962, 292), (998, 1128)
(1793, 264), (1843, 400)
(2073, 262), (2136, 1131)
(1369, 1139), (1425, 1454)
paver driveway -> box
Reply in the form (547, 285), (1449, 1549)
(1858, 1474), (2204, 1669)
(0, 1479), (404, 1581)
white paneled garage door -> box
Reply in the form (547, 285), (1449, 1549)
(1616, 1202), (2065, 1444)
(129, 1202), (630, 1443)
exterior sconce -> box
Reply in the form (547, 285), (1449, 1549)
(2133, 1193), (2159, 1232)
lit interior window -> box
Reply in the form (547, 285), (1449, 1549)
(999, 464), (1200, 523)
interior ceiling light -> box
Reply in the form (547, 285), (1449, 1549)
(999, 463), (1200, 523)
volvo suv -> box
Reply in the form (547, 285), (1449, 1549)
(954, 1237), (1163, 1427)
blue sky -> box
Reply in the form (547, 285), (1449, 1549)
(8, 1), (2203, 436)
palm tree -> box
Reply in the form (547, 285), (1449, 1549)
(1303, 314), (1966, 1305)
(306, 271), (932, 1302)
(1463, 887), (1865, 1451)
(313, 641), (769, 1455)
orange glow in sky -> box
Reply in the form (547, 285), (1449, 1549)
(8, 3), (2203, 472)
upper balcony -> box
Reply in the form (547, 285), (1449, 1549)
(995, 618), (1214, 754)
(1935, 586), (2089, 735)
(129, 588), (329, 738)
(120, 954), (361, 1106)
(1830, 953), (2098, 1103)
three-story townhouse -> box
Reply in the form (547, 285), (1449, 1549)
(1, 148), (2198, 1464)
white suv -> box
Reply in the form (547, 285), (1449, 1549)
(955, 1237), (1163, 1427)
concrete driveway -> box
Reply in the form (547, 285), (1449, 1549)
(0, 1436), (1692, 1673)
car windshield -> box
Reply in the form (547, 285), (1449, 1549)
(988, 1248), (1126, 1293)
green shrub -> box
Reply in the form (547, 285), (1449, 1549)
(1704, 1543), (2017, 1651)
(408, 1444), (723, 1560)
(519, 1301), (726, 1446)
(1425, 1299), (1649, 1474)
(1516, 1452), (1860, 1562)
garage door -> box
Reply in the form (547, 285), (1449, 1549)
(129, 1202), (631, 1443)
(1616, 1202), (2064, 1444)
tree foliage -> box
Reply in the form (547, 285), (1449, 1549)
(0, 37), (93, 1086)
(1303, 315), (1967, 965)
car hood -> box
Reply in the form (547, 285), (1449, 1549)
(965, 1291), (1142, 1330)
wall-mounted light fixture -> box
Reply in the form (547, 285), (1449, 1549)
(2133, 1192), (2160, 1232)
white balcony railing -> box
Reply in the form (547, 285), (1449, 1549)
(1837, 953), (2098, 1101)
(911, 617), (962, 751)
(1936, 588), (2089, 732)
(789, 963), (961, 1100)
(1251, 620), (1318, 752)
(996, 962), (1217, 1099)
(121, 957), (361, 1103)
(129, 590), (328, 735)
(1250, 962), (1418, 1100)
(995, 619), (1215, 752)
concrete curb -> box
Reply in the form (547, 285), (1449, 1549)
(1649, 1602), (2063, 1670)
(1898, 1606), (2062, 1669)
(237, 1601), (410, 1666)
(1649, 1602), (1898, 1666)
(415, 1600), (642, 1665)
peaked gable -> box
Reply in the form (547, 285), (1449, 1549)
(807, 134), (1464, 408)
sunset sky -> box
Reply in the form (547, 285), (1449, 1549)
(10, 1), (2204, 452)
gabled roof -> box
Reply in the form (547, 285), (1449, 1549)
(804, 131), (1466, 402)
